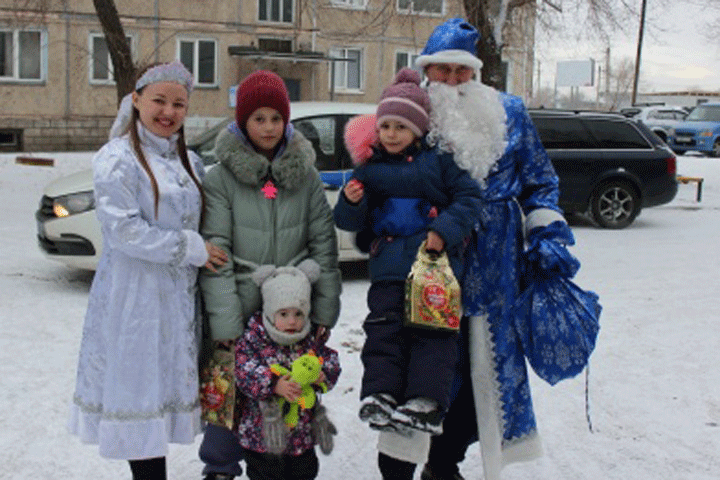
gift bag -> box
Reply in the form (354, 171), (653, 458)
(513, 275), (601, 385)
(199, 345), (236, 429)
(405, 241), (461, 331)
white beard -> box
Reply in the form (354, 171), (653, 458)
(426, 81), (507, 185)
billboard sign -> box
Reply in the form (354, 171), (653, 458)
(556, 59), (596, 87)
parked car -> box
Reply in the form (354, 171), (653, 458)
(529, 109), (678, 229)
(37, 103), (680, 270)
(666, 102), (720, 156)
(36, 101), (375, 270)
(619, 105), (688, 142)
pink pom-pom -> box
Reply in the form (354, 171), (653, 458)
(344, 114), (378, 165)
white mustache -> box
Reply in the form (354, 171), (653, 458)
(425, 81), (508, 184)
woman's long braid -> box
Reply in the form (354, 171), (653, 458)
(128, 108), (161, 219)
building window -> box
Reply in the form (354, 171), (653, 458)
(258, 0), (293, 23)
(0, 128), (23, 152)
(178, 39), (217, 87)
(90, 33), (133, 84)
(329, 47), (362, 91)
(397, 0), (443, 15)
(330, 0), (367, 8)
(0, 28), (44, 82)
(395, 50), (421, 74)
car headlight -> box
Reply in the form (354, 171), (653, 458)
(699, 130), (713, 137)
(52, 191), (95, 218)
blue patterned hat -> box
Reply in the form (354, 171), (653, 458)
(415, 18), (483, 71)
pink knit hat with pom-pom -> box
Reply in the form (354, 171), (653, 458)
(376, 68), (430, 137)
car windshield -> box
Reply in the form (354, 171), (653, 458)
(686, 105), (720, 122)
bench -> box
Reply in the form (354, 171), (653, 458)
(677, 175), (704, 202)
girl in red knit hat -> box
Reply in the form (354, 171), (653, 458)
(197, 70), (342, 480)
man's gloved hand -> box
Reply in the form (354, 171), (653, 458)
(525, 220), (580, 278)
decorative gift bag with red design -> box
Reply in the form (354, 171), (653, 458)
(405, 241), (462, 331)
(200, 345), (236, 430)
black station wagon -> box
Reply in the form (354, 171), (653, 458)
(529, 109), (678, 229)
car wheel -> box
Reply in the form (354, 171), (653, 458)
(590, 180), (640, 229)
(712, 139), (720, 158)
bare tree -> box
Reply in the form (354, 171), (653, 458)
(466, 0), (636, 90)
(92, 0), (135, 105)
(605, 56), (635, 110)
(7, 1), (133, 105)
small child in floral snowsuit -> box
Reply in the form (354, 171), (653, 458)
(234, 259), (341, 480)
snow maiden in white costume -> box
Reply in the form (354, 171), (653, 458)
(68, 62), (225, 475)
(364, 19), (600, 480)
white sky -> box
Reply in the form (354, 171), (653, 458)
(535, 1), (720, 93)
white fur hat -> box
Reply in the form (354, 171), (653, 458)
(252, 259), (321, 334)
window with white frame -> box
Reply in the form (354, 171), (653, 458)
(178, 38), (217, 87)
(258, 0), (293, 23)
(329, 47), (362, 91)
(90, 33), (133, 84)
(395, 50), (421, 74)
(397, 0), (443, 15)
(0, 28), (44, 82)
(330, 0), (367, 8)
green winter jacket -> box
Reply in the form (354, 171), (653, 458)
(200, 125), (341, 340)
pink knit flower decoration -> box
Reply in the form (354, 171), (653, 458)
(344, 114), (378, 165)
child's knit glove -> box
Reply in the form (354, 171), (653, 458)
(260, 400), (288, 455)
(312, 403), (337, 455)
(525, 220), (580, 279)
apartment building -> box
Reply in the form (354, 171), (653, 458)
(1, 0), (534, 152)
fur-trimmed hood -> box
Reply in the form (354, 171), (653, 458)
(214, 125), (316, 190)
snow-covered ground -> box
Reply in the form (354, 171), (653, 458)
(1, 151), (719, 479)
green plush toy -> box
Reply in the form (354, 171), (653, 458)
(270, 351), (328, 428)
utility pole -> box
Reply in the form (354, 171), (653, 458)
(632, 0), (647, 106)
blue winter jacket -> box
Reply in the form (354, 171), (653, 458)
(334, 141), (482, 283)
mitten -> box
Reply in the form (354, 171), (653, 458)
(525, 220), (580, 278)
(312, 403), (337, 455)
(260, 400), (288, 454)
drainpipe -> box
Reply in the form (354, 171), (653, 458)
(312, 0), (317, 100)
(154, 0), (160, 62)
(64, 0), (70, 118)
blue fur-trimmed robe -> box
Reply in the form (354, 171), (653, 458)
(459, 93), (563, 477)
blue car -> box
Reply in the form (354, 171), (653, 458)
(667, 103), (720, 156)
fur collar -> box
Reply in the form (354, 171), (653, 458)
(214, 126), (316, 190)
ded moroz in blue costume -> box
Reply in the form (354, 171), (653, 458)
(364, 18), (600, 480)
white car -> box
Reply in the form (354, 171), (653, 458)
(36, 101), (375, 270)
(620, 105), (688, 142)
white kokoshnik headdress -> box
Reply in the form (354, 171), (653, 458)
(108, 61), (194, 140)
(135, 61), (194, 93)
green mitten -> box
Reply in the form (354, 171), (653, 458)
(312, 403), (337, 455)
(260, 400), (288, 454)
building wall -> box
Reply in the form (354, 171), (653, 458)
(1, 1), (533, 152)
